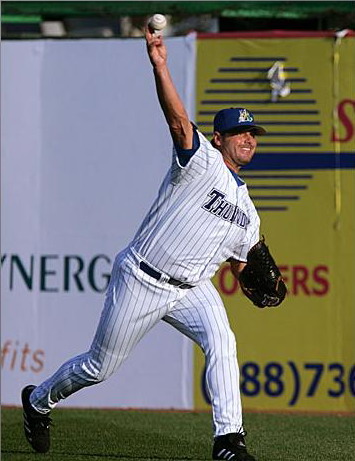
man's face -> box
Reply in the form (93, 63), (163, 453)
(213, 130), (258, 170)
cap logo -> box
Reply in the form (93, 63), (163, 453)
(238, 109), (253, 123)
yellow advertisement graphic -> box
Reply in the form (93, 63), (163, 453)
(194, 34), (355, 412)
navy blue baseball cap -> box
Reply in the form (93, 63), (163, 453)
(213, 108), (267, 135)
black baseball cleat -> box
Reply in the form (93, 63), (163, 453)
(212, 431), (256, 460)
(21, 385), (52, 453)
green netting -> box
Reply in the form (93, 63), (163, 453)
(2, 1), (354, 20)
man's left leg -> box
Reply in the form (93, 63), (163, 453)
(164, 281), (256, 461)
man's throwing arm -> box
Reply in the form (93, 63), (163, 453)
(145, 28), (193, 150)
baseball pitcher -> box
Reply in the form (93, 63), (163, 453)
(21, 27), (286, 461)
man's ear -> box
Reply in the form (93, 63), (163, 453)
(212, 131), (222, 148)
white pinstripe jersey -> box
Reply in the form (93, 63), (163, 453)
(130, 129), (260, 284)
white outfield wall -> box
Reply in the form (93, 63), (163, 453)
(1, 36), (196, 408)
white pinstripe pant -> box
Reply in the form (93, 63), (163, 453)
(30, 248), (243, 436)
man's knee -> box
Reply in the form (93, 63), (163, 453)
(206, 327), (236, 358)
(77, 355), (107, 384)
(221, 328), (236, 356)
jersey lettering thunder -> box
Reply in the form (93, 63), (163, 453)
(130, 130), (260, 284)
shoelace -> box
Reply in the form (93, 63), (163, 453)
(229, 430), (247, 449)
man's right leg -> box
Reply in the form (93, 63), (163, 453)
(22, 252), (180, 452)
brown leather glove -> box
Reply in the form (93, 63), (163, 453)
(238, 237), (287, 308)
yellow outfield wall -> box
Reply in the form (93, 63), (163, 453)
(194, 32), (355, 412)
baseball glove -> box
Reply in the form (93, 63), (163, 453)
(238, 237), (287, 308)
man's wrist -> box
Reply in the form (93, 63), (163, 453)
(153, 62), (168, 73)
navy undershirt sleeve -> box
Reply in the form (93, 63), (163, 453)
(174, 127), (200, 167)
(228, 169), (245, 187)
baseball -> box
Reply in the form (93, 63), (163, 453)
(148, 14), (167, 31)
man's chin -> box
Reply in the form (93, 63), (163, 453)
(238, 156), (254, 167)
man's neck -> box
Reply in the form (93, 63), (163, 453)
(223, 157), (241, 174)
